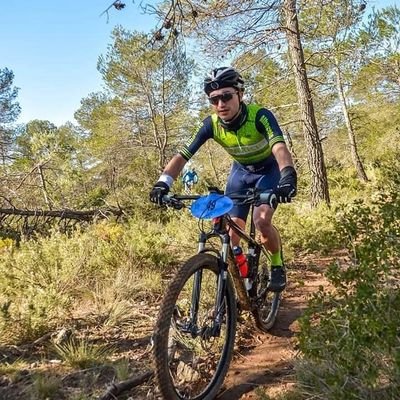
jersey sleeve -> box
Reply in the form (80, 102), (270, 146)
(178, 117), (213, 161)
(255, 108), (285, 148)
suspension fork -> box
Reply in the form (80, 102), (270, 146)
(188, 267), (202, 335)
(185, 232), (208, 334)
(188, 232), (230, 336)
(213, 234), (230, 328)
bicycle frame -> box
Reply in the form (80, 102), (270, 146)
(187, 203), (268, 337)
(163, 189), (276, 339)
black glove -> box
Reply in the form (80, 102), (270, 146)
(276, 166), (297, 203)
(150, 181), (169, 206)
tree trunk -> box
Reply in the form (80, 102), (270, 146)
(284, 129), (299, 169)
(283, 0), (330, 207)
(147, 95), (165, 172)
(205, 143), (224, 187)
(38, 164), (53, 210)
(334, 57), (368, 182)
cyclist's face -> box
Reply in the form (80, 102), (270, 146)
(208, 88), (242, 121)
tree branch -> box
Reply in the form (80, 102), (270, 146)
(98, 370), (154, 400)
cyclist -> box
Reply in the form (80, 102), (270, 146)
(150, 66), (297, 292)
(182, 167), (199, 193)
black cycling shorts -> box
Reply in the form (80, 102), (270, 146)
(225, 160), (280, 220)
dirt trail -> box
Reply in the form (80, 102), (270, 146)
(217, 264), (327, 400)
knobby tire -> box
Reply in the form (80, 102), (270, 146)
(153, 253), (237, 400)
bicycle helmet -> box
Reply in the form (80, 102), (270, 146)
(204, 67), (245, 95)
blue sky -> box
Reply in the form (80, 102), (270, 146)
(1, 1), (156, 126)
(1, 0), (398, 127)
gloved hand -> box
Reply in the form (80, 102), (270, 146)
(275, 166), (297, 203)
(150, 181), (170, 206)
(256, 191), (278, 209)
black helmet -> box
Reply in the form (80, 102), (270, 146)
(203, 67), (245, 95)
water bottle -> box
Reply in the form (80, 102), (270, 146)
(233, 246), (252, 291)
(233, 246), (249, 278)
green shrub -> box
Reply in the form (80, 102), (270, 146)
(54, 338), (113, 369)
(0, 210), (197, 344)
(275, 202), (340, 258)
(30, 373), (62, 400)
(296, 181), (400, 399)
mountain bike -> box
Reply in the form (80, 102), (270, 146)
(153, 188), (283, 400)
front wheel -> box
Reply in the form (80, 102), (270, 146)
(153, 253), (237, 400)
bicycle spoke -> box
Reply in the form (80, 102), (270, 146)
(168, 268), (228, 397)
(253, 252), (281, 331)
(154, 254), (236, 400)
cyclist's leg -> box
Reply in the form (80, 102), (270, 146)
(229, 217), (246, 247)
(253, 167), (286, 291)
(252, 164), (281, 252)
(225, 162), (251, 247)
(253, 204), (279, 253)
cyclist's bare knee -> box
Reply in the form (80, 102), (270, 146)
(253, 205), (280, 250)
(229, 217), (246, 247)
(253, 205), (274, 231)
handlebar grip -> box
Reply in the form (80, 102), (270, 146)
(258, 192), (278, 209)
(162, 195), (184, 210)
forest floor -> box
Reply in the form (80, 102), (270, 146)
(217, 256), (329, 400)
(0, 253), (338, 400)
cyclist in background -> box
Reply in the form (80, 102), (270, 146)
(182, 167), (199, 193)
(150, 67), (297, 292)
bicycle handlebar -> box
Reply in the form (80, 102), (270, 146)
(162, 188), (278, 211)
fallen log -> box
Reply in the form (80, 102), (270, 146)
(98, 370), (154, 400)
(0, 207), (123, 221)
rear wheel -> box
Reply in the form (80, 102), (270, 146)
(252, 250), (281, 331)
(153, 253), (237, 400)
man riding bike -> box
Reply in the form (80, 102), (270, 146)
(182, 167), (199, 193)
(150, 66), (297, 292)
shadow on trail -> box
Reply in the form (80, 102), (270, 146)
(216, 362), (294, 400)
(216, 285), (313, 400)
(268, 293), (308, 338)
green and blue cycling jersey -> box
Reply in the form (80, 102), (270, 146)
(179, 103), (285, 167)
(179, 103), (286, 219)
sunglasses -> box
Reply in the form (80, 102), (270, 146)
(208, 92), (237, 106)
